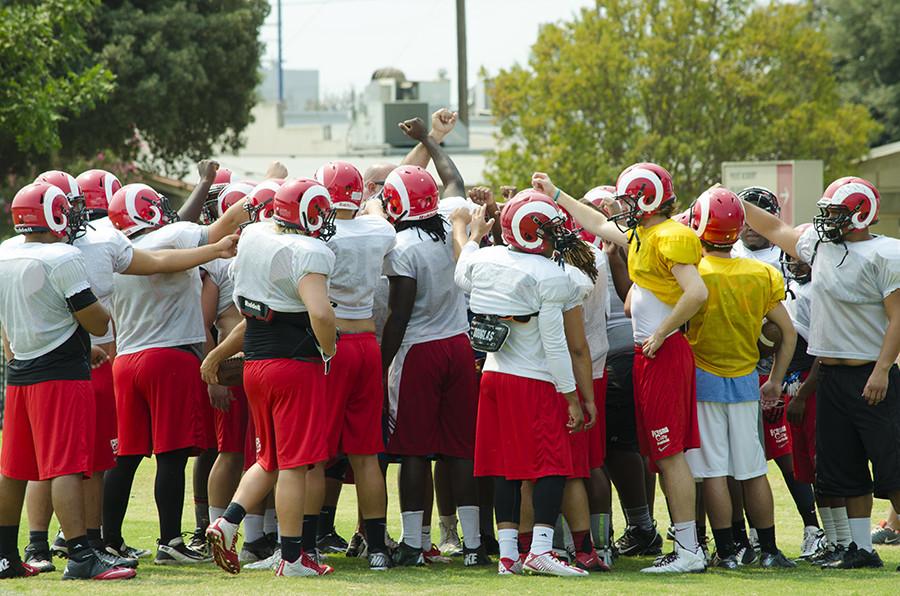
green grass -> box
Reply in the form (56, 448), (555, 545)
(5, 460), (900, 594)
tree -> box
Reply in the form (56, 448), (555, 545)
(485, 0), (878, 203)
(0, 0), (113, 170)
(58, 0), (269, 174)
(823, 0), (900, 146)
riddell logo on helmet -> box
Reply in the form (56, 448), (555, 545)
(651, 426), (670, 451)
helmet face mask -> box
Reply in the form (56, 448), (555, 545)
(813, 204), (856, 243)
(535, 215), (578, 253)
(608, 192), (646, 231)
(780, 251), (811, 284)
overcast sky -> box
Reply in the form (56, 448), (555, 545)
(260, 0), (594, 99)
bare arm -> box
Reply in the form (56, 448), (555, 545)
(2, 328), (12, 361)
(361, 198), (387, 219)
(563, 306), (596, 430)
(200, 319), (246, 385)
(206, 198), (250, 244)
(124, 236), (238, 275)
(400, 108), (457, 168)
(381, 276), (416, 372)
(531, 173), (628, 246)
(762, 302), (798, 395)
(201, 275), (220, 356)
(297, 273), (336, 357)
(73, 301), (111, 337)
(642, 263), (708, 358)
(605, 243), (632, 302)
(862, 290), (900, 405)
(399, 118), (465, 198)
(742, 201), (803, 259)
(178, 160), (220, 223)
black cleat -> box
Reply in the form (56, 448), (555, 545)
(463, 544), (492, 567)
(615, 524), (663, 557)
(23, 542), (55, 573)
(822, 543), (883, 569)
(391, 542), (424, 567)
(760, 550), (797, 569)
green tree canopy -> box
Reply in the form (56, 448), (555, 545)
(486, 0), (878, 203)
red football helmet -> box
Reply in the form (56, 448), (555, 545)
(201, 181), (254, 224)
(273, 178), (335, 240)
(35, 170), (83, 202)
(689, 187), (745, 247)
(612, 162), (676, 229)
(674, 209), (691, 226)
(11, 182), (83, 241)
(76, 169), (122, 218)
(244, 179), (283, 224)
(813, 176), (879, 242)
(315, 161), (363, 210)
(382, 166), (439, 223)
(579, 185), (617, 245)
(500, 189), (566, 254)
(108, 183), (178, 237)
(213, 167), (234, 185)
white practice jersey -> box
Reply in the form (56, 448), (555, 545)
(796, 226), (900, 361)
(0, 241), (92, 359)
(456, 243), (591, 393)
(4, 226), (133, 345)
(786, 280), (812, 343)
(327, 215), (396, 319)
(202, 257), (235, 316)
(733, 242), (782, 271)
(232, 222), (335, 313)
(113, 221), (207, 356)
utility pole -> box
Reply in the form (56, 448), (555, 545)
(277, 0), (284, 104)
(456, 0), (468, 126)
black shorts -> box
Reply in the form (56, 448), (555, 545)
(604, 350), (639, 453)
(816, 363), (900, 499)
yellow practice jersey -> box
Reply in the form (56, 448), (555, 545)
(687, 255), (786, 377)
(627, 218), (702, 305)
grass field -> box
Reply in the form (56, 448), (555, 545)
(4, 460), (899, 594)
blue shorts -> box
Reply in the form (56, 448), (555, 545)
(695, 368), (759, 404)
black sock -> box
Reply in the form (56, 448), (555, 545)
(67, 535), (92, 559)
(223, 502), (247, 525)
(318, 506), (337, 538)
(86, 528), (103, 549)
(102, 454), (142, 547)
(697, 523), (707, 541)
(28, 530), (48, 546)
(800, 508), (819, 529)
(195, 499), (209, 531)
(731, 519), (750, 547)
(756, 525), (777, 555)
(302, 515), (318, 552)
(712, 527), (736, 557)
(155, 449), (190, 543)
(364, 518), (387, 553)
(282, 536), (302, 563)
(0, 525), (19, 557)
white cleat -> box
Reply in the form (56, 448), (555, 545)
(641, 548), (707, 573)
(274, 553), (333, 577)
(438, 521), (463, 556)
(498, 554), (525, 575)
(523, 551), (588, 577)
(246, 549), (281, 570)
(800, 526), (826, 559)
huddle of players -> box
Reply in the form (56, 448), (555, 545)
(1, 109), (899, 581)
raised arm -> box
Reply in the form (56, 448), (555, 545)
(742, 201), (803, 259)
(178, 159), (220, 223)
(206, 198), (250, 244)
(399, 117), (465, 198)
(124, 235), (238, 275)
(468, 186), (503, 245)
(400, 108), (458, 169)
(531, 173), (629, 247)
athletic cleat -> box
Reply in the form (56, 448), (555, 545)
(872, 521), (900, 545)
(317, 531), (349, 554)
(206, 517), (241, 574)
(736, 543), (759, 566)
(0, 557), (39, 579)
(246, 548), (281, 570)
(699, 536), (711, 564)
(575, 550), (611, 572)
(596, 546), (614, 568)
(385, 530), (400, 551)
(498, 555), (525, 575)
(368, 550), (392, 571)
(92, 548), (138, 569)
(438, 521), (463, 557)
(615, 524), (663, 557)
(640, 548), (707, 574)
(392, 542), (425, 567)
(104, 540), (151, 561)
(423, 544), (451, 564)
(810, 544), (844, 566)
(666, 525), (675, 541)
(748, 528), (760, 552)
(712, 552), (739, 569)
(463, 544), (492, 567)
(524, 551), (588, 577)
(154, 536), (212, 565)
(346, 532), (368, 558)
(822, 543), (883, 569)
(188, 527), (209, 558)
(240, 536), (276, 563)
(23, 542), (55, 573)
(50, 531), (68, 558)
(760, 550), (797, 569)
(275, 552), (333, 577)
(62, 551), (136, 580)
(800, 527), (826, 559)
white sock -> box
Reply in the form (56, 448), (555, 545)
(530, 525), (554, 555)
(422, 525), (432, 549)
(457, 505), (482, 549)
(848, 517), (873, 552)
(245, 514), (265, 543)
(833, 507), (851, 547)
(264, 508), (277, 535)
(401, 510), (424, 549)
(209, 506), (226, 524)
(498, 528), (518, 560)
(819, 507), (836, 545)
(674, 520), (699, 554)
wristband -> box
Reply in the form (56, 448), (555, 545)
(553, 189), (561, 202)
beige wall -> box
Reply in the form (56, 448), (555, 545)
(857, 153), (900, 237)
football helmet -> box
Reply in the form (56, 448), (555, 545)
(578, 185), (617, 246)
(76, 169), (122, 219)
(382, 166), (439, 223)
(207, 167), (236, 206)
(813, 177), (879, 243)
(273, 178), (336, 241)
(500, 189), (569, 254)
(11, 182), (84, 242)
(674, 209), (691, 226)
(738, 186), (780, 216)
(780, 223), (812, 284)
(108, 183), (178, 237)
(244, 179), (283, 224)
(610, 162), (676, 230)
(35, 170), (83, 202)
(688, 187), (744, 247)
(201, 181), (255, 224)
(315, 161), (364, 210)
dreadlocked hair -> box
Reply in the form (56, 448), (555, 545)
(561, 238), (599, 283)
(396, 214), (447, 243)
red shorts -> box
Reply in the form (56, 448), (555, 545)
(323, 333), (384, 457)
(1, 380), (95, 481)
(386, 334), (477, 459)
(633, 333), (701, 466)
(243, 359), (328, 472)
(475, 372), (573, 481)
(759, 374), (793, 460)
(587, 375), (608, 470)
(785, 371), (816, 483)
(215, 386), (249, 454)
(91, 361), (117, 472)
(113, 348), (208, 456)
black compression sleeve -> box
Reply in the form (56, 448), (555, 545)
(66, 288), (98, 312)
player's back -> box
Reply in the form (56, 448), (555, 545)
(327, 214), (396, 319)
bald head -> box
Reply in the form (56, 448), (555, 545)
(363, 162), (397, 200)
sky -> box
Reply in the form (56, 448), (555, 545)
(260, 0), (595, 100)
